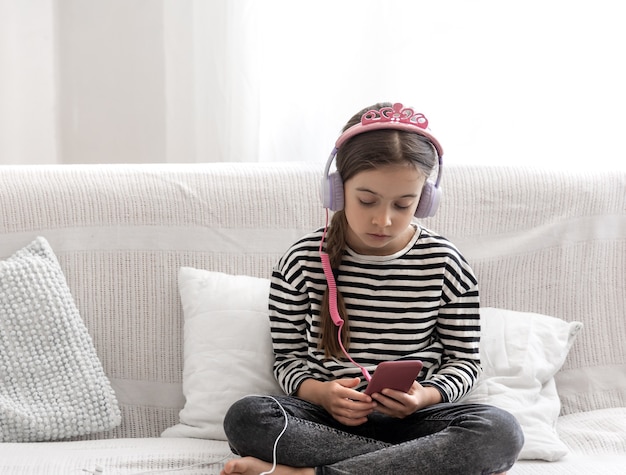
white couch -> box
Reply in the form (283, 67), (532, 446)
(0, 163), (624, 474)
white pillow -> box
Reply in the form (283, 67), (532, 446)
(162, 268), (283, 440)
(461, 307), (583, 461)
(0, 237), (121, 442)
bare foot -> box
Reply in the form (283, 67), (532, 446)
(221, 456), (315, 475)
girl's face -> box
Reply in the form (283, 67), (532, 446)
(343, 163), (426, 256)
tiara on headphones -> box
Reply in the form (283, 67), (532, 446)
(362, 103), (429, 128)
(334, 102), (443, 157)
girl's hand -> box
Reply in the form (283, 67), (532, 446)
(321, 377), (377, 426)
(297, 377), (376, 426)
(370, 381), (443, 418)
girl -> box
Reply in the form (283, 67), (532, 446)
(221, 102), (524, 475)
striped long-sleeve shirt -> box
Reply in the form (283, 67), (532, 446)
(269, 225), (481, 403)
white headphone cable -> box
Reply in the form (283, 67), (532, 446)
(251, 395), (289, 475)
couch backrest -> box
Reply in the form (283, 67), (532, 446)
(0, 163), (624, 437)
(422, 165), (626, 416)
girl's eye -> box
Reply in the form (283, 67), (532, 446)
(359, 200), (375, 207)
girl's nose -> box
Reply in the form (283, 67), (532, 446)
(372, 207), (392, 227)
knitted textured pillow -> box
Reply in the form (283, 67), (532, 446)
(0, 237), (121, 442)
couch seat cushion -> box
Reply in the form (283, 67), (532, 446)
(0, 437), (234, 475)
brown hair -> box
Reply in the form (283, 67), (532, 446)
(319, 102), (439, 358)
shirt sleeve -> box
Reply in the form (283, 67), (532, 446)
(420, 250), (482, 402)
(268, 265), (313, 395)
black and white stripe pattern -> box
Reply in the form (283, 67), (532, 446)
(269, 226), (481, 403)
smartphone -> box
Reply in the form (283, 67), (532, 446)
(364, 360), (423, 396)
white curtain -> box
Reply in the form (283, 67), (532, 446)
(1, 0), (625, 168)
(0, 0), (58, 164)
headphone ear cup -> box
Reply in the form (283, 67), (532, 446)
(414, 182), (441, 218)
(322, 171), (345, 211)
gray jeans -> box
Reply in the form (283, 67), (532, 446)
(223, 395), (524, 475)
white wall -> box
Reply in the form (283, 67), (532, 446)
(1, 1), (625, 168)
(255, 1), (626, 169)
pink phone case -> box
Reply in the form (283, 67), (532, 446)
(364, 360), (423, 395)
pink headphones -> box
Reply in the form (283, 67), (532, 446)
(321, 103), (444, 218)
